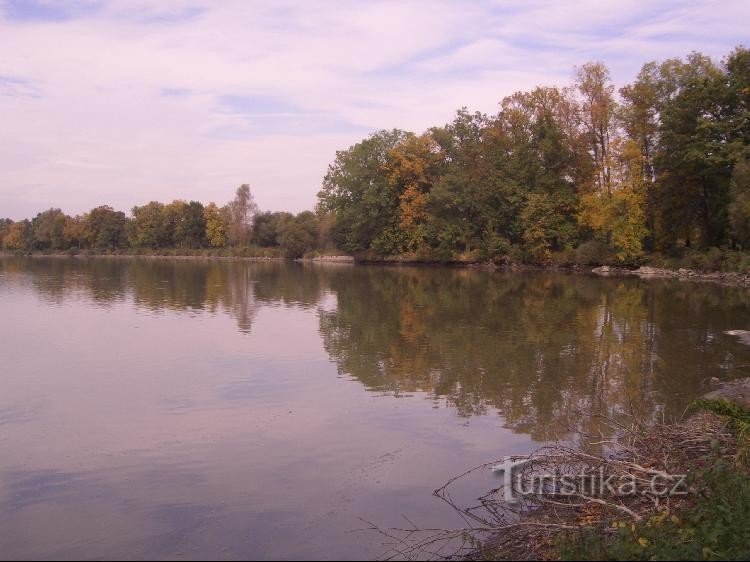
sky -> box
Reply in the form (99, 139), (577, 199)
(0, 0), (748, 220)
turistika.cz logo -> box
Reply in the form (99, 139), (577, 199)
(492, 456), (688, 504)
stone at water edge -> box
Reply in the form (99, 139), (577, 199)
(703, 377), (750, 410)
(725, 330), (750, 346)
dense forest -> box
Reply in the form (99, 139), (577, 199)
(2, 46), (749, 268)
(318, 45), (750, 268)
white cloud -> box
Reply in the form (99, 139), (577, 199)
(0, 0), (747, 219)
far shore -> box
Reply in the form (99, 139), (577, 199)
(6, 250), (750, 288)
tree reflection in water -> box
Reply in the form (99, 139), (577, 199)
(4, 257), (750, 443)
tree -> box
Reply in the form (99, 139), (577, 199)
(579, 139), (648, 262)
(279, 211), (319, 258)
(130, 201), (168, 248)
(204, 203), (229, 248)
(162, 200), (187, 247)
(496, 88), (584, 260)
(384, 133), (443, 252)
(2, 220), (33, 251)
(228, 184), (259, 246)
(620, 62), (661, 249)
(178, 201), (207, 248)
(84, 206), (129, 250)
(31, 208), (69, 250)
(63, 215), (87, 249)
(653, 53), (730, 249)
(729, 159), (750, 248)
(575, 62), (617, 196)
(724, 46), (750, 158)
(522, 193), (578, 262)
(427, 110), (489, 256)
(0, 218), (11, 247)
(317, 129), (410, 254)
(252, 211), (293, 247)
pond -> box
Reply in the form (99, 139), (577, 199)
(1, 257), (749, 559)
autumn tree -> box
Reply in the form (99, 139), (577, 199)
(579, 138), (648, 262)
(575, 62), (617, 196)
(227, 184), (259, 246)
(63, 216), (88, 249)
(204, 203), (229, 248)
(384, 132), (442, 253)
(2, 220), (33, 251)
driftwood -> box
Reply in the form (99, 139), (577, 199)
(365, 412), (735, 561)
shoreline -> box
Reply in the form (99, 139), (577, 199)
(0, 251), (354, 264)
(454, 378), (750, 561)
(4, 251), (750, 287)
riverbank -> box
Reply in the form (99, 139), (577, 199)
(590, 265), (750, 288)
(6, 250), (750, 288)
(358, 257), (750, 289)
(0, 249), (354, 264)
(460, 380), (750, 561)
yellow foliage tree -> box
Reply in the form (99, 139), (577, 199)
(579, 138), (648, 262)
(204, 202), (229, 248)
(385, 133), (441, 252)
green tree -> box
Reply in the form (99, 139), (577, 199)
(252, 211), (293, 247)
(31, 208), (69, 250)
(279, 211), (319, 258)
(317, 129), (410, 254)
(178, 201), (207, 248)
(130, 201), (167, 248)
(427, 110), (488, 257)
(729, 158), (750, 247)
(497, 88), (584, 260)
(652, 53), (730, 249)
(84, 206), (129, 251)
(162, 200), (187, 247)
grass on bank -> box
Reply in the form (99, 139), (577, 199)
(557, 400), (750, 562)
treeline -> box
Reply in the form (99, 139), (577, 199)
(317, 46), (750, 266)
(4, 46), (748, 267)
(0, 185), (331, 258)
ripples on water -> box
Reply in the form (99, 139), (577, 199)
(1, 257), (750, 559)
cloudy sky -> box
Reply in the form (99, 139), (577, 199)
(1, 0), (748, 220)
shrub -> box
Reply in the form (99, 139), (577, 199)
(574, 240), (614, 265)
(558, 462), (750, 561)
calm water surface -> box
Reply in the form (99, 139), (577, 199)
(1, 257), (750, 560)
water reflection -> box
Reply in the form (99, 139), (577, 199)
(317, 266), (750, 441)
(2, 257), (749, 442)
(3, 256), (750, 559)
